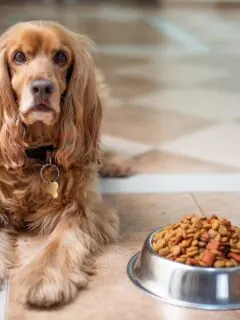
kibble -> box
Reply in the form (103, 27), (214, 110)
(152, 215), (240, 268)
(219, 225), (228, 236)
(158, 247), (170, 256)
(212, 220), (219, 230)
(171, 245), (181, 256)
(214, 260), (225, 268)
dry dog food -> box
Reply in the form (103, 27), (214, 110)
(152, 215), (240, 268)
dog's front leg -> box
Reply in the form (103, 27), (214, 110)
(16, 212), (93, 307)
(16, 195), (119, 308)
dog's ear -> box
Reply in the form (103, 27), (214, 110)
(0, 46), (26, 169)
(56, 35), (103, 169)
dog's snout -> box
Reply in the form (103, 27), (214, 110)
(30, 80), (54, 98)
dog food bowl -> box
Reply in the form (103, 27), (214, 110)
(127, 227), (240, 310)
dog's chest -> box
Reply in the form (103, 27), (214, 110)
(14, 174), (57, 201)
(0, 163), (92, 226)
(0, 164), (63, 220)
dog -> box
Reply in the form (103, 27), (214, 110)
(0, 21), (131, 307)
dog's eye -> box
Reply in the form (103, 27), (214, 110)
(54, 51), (67, 66)
(14, 52), (26, 65)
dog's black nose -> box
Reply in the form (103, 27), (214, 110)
(30, 80), (54, 97)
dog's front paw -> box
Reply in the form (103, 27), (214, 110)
(26, 276), (77, 307)
(17, 266), (88, 307)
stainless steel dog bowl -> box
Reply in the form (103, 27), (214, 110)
(127, 227), (240, 310)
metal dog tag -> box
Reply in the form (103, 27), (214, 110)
(45, 181), (59, 199)
(40, 157), (60, 199)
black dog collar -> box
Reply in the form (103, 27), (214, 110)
(25, 145), (55, 162)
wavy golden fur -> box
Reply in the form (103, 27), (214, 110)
(0, 21), (122, 307)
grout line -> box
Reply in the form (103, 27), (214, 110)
(0, 281), (8, 320)
(100, 174), (240, 194)
(190, 193), (205, 216)
(146, 17), (209, 54)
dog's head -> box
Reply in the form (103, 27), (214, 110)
(0, 21), (102, 169)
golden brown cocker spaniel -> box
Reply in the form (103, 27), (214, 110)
(0, 21), (132, 307)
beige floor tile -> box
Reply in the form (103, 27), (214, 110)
(192, 193), (240, 226)
(156, 304), (240, 320)
(103, 107), (214, 145)
(107, 73), (159, 101)
(134, 150), (238, 173)
(75, 19), (171, 45)
(160, 123), (240, 169)
(132, 89), (240, 121)
(180, 55), (240, 94)
(102, 134), (151, 157)
(116, 63), (227, 86)
(94, 53), (150, 70)
(93, 54), (158, 103)
(105, 193), (201, 238)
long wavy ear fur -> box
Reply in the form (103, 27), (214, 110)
(0, 43), (26, 169)
(55, 33), (102, 169)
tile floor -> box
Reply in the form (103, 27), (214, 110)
(0, 1), (240, 319)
